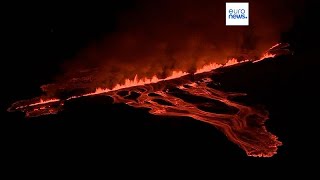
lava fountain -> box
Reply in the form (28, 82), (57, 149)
(8, 43), (291, 157)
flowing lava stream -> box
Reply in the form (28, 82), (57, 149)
(8, 43), (291, 157)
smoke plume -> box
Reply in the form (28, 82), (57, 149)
(42, 0), (303, 97)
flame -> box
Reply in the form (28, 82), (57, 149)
(195, 62), (223, 74)
(261, 52), (276, 59)
(195, 58), (251, 74)
(269, 43), (281, 50)
(252, 43), (281, 63)
(224, 58), (239, 66)
(29, 98), (60, 107)
(86, 70), (189, 96)
(254, 52), (276, 63)
(15, 98), (61, 110)
(163, 70), (189, 80)
(87, 48), (279, 97)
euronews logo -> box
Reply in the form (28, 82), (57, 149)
(226, 2), (249, 26)
(229, 9), (247, 19)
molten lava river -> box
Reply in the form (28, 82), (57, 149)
(8, 43), (291, 157)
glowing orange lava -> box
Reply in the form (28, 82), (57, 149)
(29, 98), (60, 107)
(254, 52), (276, 63)
(195, 62), (223, 74)
(86, 70), (189, 96)
(7, 43), (290, 157)
(14, 98), (61, 110)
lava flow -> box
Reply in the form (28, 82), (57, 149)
(8, 43), (291, 157)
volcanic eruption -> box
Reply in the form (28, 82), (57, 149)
(8, 43), (291, 157)
(7, 0), (302, 157)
